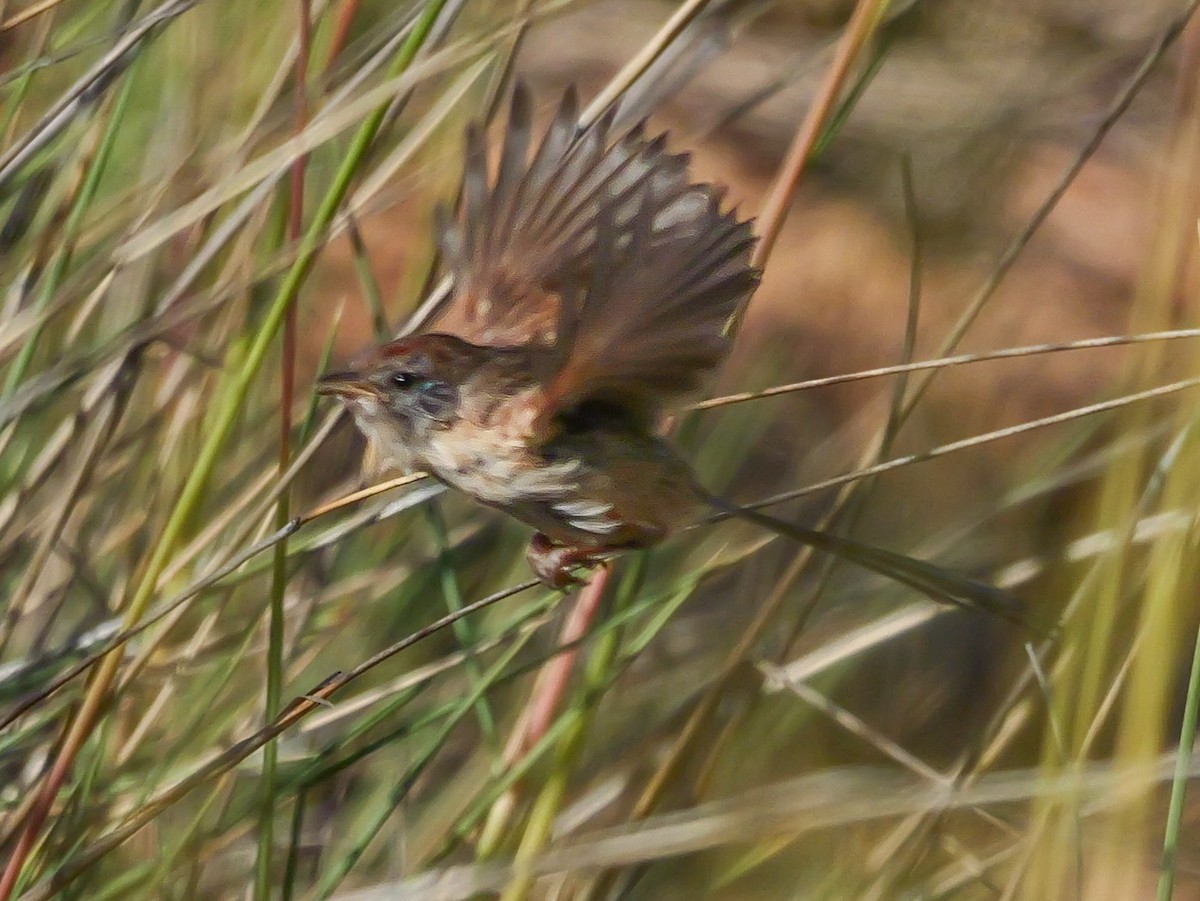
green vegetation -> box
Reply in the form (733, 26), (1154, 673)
(2, 1), (1200, 899)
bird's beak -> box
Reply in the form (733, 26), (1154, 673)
(317, 370), (379, 399)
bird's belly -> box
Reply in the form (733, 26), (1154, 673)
(422, 425), (700, 548)
(423, 431), (579, 509)
(423, 434), (640, 544)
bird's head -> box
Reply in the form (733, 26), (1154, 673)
(318, 334), (486, 462)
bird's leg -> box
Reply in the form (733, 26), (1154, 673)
(526, 533), (609, 589)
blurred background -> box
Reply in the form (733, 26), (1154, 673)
(2, 0), (1200, 898)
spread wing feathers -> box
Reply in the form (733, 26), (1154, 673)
(429, 82), (713, 347)
(537, 179), (759, 432)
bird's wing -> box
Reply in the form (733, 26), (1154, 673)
(428, 82), (593, 347)
(536, 175), (757, 432)
(429, 80), (748, 362)
(429, 82), (759, 431)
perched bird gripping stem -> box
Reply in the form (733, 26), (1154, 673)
(319, 82), (1028, 627)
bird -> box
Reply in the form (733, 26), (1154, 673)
(318, 82), (1026, 625)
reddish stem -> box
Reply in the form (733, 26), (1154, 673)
(325, 0), (360, 72)
(513, 568), (611, 758)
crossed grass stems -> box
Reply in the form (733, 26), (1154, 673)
(2, 0), (1200, 898)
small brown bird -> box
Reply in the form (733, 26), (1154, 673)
(320, 84), (1023, 623)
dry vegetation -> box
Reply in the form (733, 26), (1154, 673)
(2, 0), (1200, 898)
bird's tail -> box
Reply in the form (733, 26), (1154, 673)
(703, 492), (1032, 629)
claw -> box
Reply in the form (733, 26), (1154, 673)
(526, 533), (602, 589)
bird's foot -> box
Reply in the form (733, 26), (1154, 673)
(526, 533), (605, 589)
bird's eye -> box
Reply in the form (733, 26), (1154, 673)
(391, 371), (416, 389)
